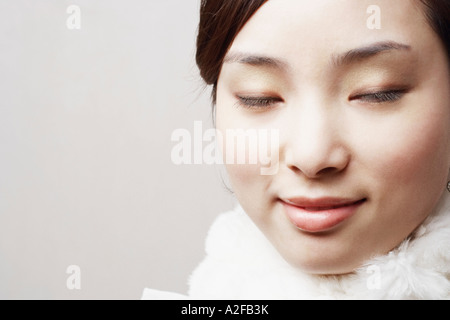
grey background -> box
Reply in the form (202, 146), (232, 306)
(0, 0), (235, 299)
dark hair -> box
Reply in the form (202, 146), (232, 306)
(196, 0), (268, 104)
(196, 0), (450, 104)
(419, 0), (450, 59)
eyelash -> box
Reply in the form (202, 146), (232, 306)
(236, 96), (282, 109)
(350, 89), (407, 103)
(236, 89), (407, 110)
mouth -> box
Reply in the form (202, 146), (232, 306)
(280, 197), (367, 233)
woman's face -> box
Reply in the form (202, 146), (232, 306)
(216, 0), (450, 274)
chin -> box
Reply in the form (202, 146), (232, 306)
(274, 239), (367, 276)
(300, 263), (359, 276)
(287, 257), (361, 276)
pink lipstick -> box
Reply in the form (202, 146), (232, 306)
(281, 197), (366, 233)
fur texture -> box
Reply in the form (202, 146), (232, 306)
(187, 193), (450, 300)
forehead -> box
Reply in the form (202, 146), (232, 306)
(228, 0), (431, 67)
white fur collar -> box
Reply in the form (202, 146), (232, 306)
(188, 193), (450, 300)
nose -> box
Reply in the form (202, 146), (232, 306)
(283, 101), (351, 179)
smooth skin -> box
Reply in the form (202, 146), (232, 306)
(216, 0), (450, 274)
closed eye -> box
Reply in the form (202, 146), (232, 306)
(236, 95), (283, 109)
(350, 89), (408, 104)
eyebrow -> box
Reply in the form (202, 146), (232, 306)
(332, 41), (412, 66)
(223, 41), (412, 71)
(223, 52), (289, 72)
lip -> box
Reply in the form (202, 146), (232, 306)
(281, 197), (367, 233)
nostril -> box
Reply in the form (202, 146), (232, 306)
(288, 164), (302, 174)
(287, 165), (342, 178)
(285, 146), (351, 179)
(317, 167), (341, 176)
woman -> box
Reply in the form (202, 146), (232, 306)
(144, 0), (450, 299)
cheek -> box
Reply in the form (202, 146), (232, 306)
(216, 100), (278, 194)
(224, 161), (257, 184)
(221, 140), (273, 200)
(216, 113), (276, 215)
(224, 162), (274, 225)
(359, 104), (450, 206)
(380, 62), (450, 186)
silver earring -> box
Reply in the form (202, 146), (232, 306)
(447, 181), (450, 193)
